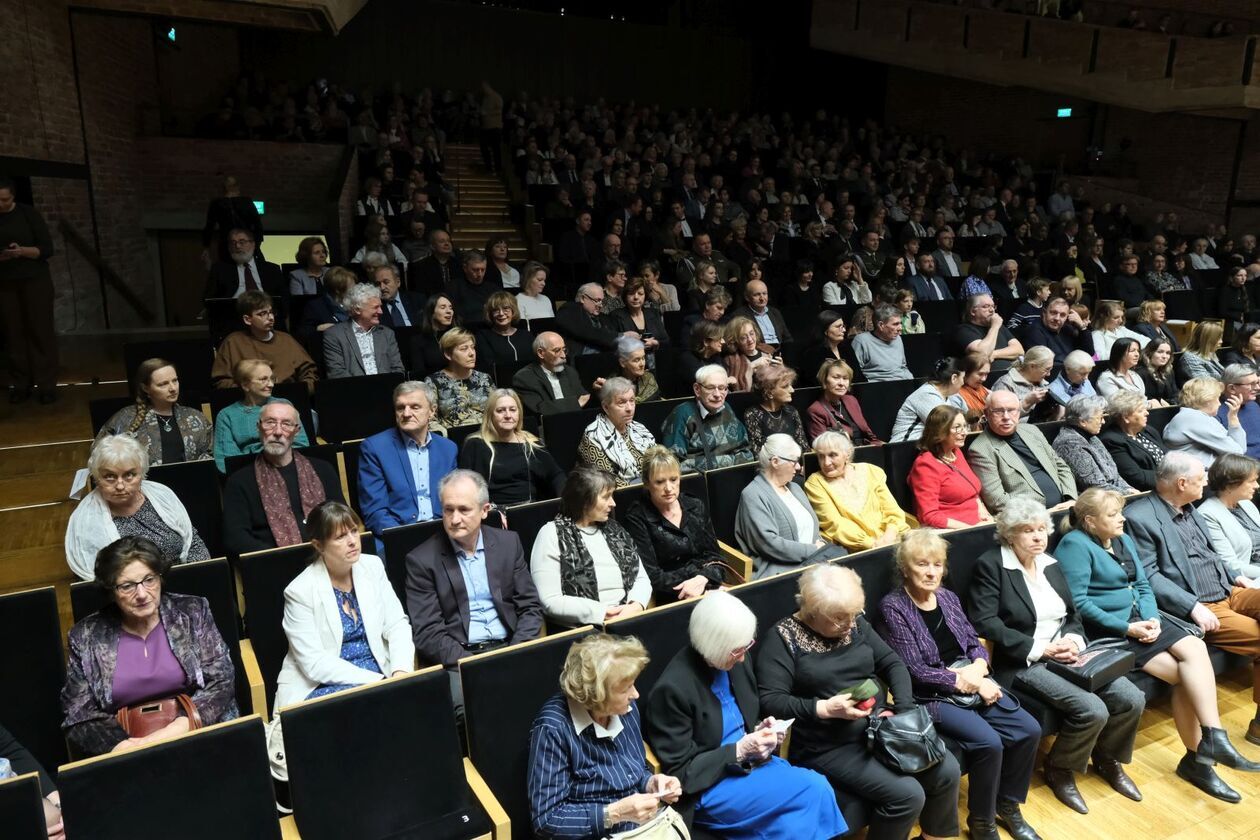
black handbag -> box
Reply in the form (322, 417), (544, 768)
(1045, 639), (1134, 692)
(915, 658), (982, 709)
(1159, 609), (1206, 639)
(866, 706), (948, 774)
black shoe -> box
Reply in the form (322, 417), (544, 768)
(35, 388), (57, 405)
(1176, 752), (1241, 803)
(8, 387), (30, 404)
(1247, 718), (1260, 747)
(1093, 758), (1142, 801)
(995, 801), (1042, 840)
(965, 816), (1000, 840)
(1199, 725), (1260, 771)
(1044, 765), (1088, 813)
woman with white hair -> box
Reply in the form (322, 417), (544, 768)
(734, 434), (844, 579)
(576, 377), (656, 487)
(65, 435), (210, 580)
(969, 497), (1145, 813)
(644, 591), (849, 839)
(992, 345), (1059, 421)
(607, 335), (660, 402)
(1164, 377), (1246, 468)
(757, 564), (962, 840)
(1052, 395), (1135, 493)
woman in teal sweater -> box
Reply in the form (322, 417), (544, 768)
(1056, 487), (1255, 802)
(213, 359), (309, 472)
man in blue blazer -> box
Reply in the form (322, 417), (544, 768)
(358, 380), (458, 535)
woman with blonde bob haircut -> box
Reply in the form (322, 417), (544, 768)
(528, 634), (684, 839)
(805, 431), (911, 551)
(1162, 376), (1245, 468)
(425, 327), (493, 429)
(757, 564), (962, 840)
(645, 591), (849, 839)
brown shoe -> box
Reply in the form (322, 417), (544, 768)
(1094, 758), (1142, 801)
(1044, 766), (1088, 813)
(1247, 718), (1260, 747)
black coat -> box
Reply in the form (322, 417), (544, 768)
(609, 306), (670, 348)
(622, 494), (725, 600)
(511, 363), (587, 415)
(379, 291), (427, 329)
(221, 456), (343, 555)
(1099, 424), (1165, 492)
(645, 647), (760, 799)
(205, 258), (285, 300)
(967, 548), (1087, 688)
(556, 303), (619, 356)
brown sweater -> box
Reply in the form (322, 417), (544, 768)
(211, 330), (318, 392)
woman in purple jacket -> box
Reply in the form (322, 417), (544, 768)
(60, 536), (238, 757)
(878, 530), (1042, 840)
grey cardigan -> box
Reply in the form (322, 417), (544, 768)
(734, 473), (828, 578)
(1162, 407), (1246, 468)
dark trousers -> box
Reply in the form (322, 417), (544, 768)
(0, 273), (58, 389)
(935, 698), (1041, 819)
(479, 128), (502, 174)
(805, 741), (961, 840)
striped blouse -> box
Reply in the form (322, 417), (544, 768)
(528, 694), (652, 839)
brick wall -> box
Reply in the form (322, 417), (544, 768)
(0, 0), (84, 164)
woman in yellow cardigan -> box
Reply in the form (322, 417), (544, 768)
(804, 431), (913, 550)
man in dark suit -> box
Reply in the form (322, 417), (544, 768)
(1123, 451), (1260, 757)
(556, 211), (600, 267)
(412, 229), (458, 296)
(372, 264), (424, 328)
(556, 283), (623, 357)
(907, 253), (954, 301)
(1015, 297), (1087, 366)
(204, 227), (285, 300)
(221, 402), (343, 555)
(448, 250), (502, 325)
(405, 469), (543, 718)
(512, 331), (596, 415)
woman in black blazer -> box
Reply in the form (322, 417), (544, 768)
(968, 498), (1145, 815)
(1099, 391), (1166, 491)
(643, 591), (848, 839)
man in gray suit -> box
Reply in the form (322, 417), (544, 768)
(967, 389), (1076, 514)
(1124, 452), (1260, 753)
(323, 282), (405, 378)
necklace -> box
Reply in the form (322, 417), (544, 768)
(156, 412), (174, 433)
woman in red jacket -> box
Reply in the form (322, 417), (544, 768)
(805, 358), (882, 445)
(908, 404), (992, 529)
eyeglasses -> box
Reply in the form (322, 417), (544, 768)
(774, 456), (800, 465)
(699, 384), (728, 393)
(731, 638), (756, 658)
(260, 419), (301, 431)
(114, 573), (160, 596)
(987, 407), (1020, 416)
(583, 293), (606, 304)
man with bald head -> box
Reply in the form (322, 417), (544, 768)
(222, 401), (344, 554)
(512, 331), (597, 415)
(967, 389), (1076, 515)
(732, 279), (792, 349)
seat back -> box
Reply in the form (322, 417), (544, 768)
(236, 544), (314, 714)
(884, 440), (922, 513)
(70, 558), (253, 715)
(540, 408), (598, 471)
(1146, 404), (1178, 434)
(57, 717), (281, 840)
(0, 588), (66, 775)
(87, 396), (138, 435)
(901, 333), (945, 377)
(123, 338), (215, 405)
(941, 525), (1000, 596)
(850, 378), (926, 441)
(381, 519), (447, 605)
(502, 498), (562, 559)
(702, 462), (760, 546)
(341, 439), (364, 516)
(607, 598), (699, 697)
(460, 627), (594, 835)
(282, 669), (489, 840)
(728, 567), (807, 634)
(315, 373), (406, 442)
(493, 358), (533, 388)
(0, 774), (52, 840)
(147, 458), (224, 558)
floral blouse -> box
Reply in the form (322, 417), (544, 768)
(425, 369), (493, 429)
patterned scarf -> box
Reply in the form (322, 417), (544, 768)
(254, 452), (327, 547)
(554, 514), (641, 602)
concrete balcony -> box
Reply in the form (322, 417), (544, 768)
(812, 0), (1260, 114)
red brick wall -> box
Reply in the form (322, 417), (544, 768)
(0, 0), (84, 164)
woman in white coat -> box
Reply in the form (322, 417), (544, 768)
(274, 501), (414, 710)
(1198, 454), (1260, 583)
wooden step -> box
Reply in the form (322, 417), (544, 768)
(0, 440), (91, 479)
(0, 472), (76, 509)
(0, 544), (76, 595)
(0, 501), (74, 552)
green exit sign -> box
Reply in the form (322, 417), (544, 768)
(253, 200), (265, 215)
(166, 26), (176, 43)
(1056, 107), (1073, 118)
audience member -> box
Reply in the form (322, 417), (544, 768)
(98, 357), (212, 466)
(459, 388), (564, 505)
(732, 279), (793, 350)
(968, 390), (1076, 513)
(288, 236), (330, 296)
(577, 377), (656, 486)
(1132, 299), (1179, 352)
(1198, 454), (1260, 583)
(475, 291), (533, 368)
(947, 294), (1023, 370)
(557, 282), (623, 356)
(735, 434), (842, 578)
(992, 346), (1059, 421)
(425, 327), (493, 429)
(211, 291), (318, 392)
(323, 282), (406, 378)
(1164, 378), (1246, 468)
(756, 565), (962, 839)
(512, 331), (595, 415)
(678, 319), (727, 389)
(1047, 350), (1097, 408)
(485, 236), (520, 289)
(374, 264), (423, 329)
(910, 404), (991, 529)
(357, 381), (457, 535)
(743, 364), (807, 452)
(530, 468), (651, 627)
(295, 266), (354, 348)
(1053, 395), (1135, 494)
(677, 231), (741, 287)
(724, 316), (781, 393)
(891, 357), (967, 443)
(205, 227), (284, 300)
(608, 335), (659, 402)
(212, 359), (309, 473)
(806, 358), (881, 445)
(660, 364), (754, 471)
(1100, 392), (1165, 492)
(1089, 301), (1148, 359)
(1177, 320), (1225, 381)
(273, 502), (413, 710)
(907, 253), (953, 301)
(222, 402), (343, 555)
(1218, 364), (1260, 458)
(958, 351), (993, 416)
(0, 721), (64, 836)
(805, 430), (910, 551)
(412, 229), (458, 295)
(61, 535), (236, 757)
(1221, 323), (1260, 375)
(1096, 338), (1146, 402)
(880, 529), (1043, 840)
(1014, 297), (1084, 366)
(1107, 254), (1151, 311)
(607, 277), (668, 362)
(515, 261), (555, 319)
(850, 303), (912, 381)
(1138, 338), (1178, 405)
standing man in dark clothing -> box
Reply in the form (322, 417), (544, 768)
(0, 177), (58, 404)
(202, 174), (264, 264)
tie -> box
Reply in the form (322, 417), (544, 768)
(391, 300), (407, 326)
(245, 261), (260, 292)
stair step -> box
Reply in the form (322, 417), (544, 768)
(0, 440), (92, 479)
(0, 545), (76, 595)
(0, 501), (74, 553)
(0, 472), (75, 509)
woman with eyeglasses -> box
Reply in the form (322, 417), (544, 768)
(908, 404), (992, 530)
(61, 535), (237, 757)
(212, 358), (310, 473)
(65, 435), (210, 582)
(475, 291), (533, 368)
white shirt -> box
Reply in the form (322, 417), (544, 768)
(779, 488), (816, 545)
(530, 521), (652, 626)
(517, 292), (556, 320)
(544, 368), (564, 399)
(1001, 547), (1086, 665)
(352, 322), (378, 375)
(233, 258), (261, 297)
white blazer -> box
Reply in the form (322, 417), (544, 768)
(274, 554), (414, 710)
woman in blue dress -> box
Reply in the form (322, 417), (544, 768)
(273, 501), (414, 710)
(645, 591), (849, 839)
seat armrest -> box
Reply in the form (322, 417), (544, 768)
(718, 541), (754, 583)
(465, 757), (511, 840)
(240, 639), (269, 721)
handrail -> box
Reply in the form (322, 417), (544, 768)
(57, 220), (155, 323)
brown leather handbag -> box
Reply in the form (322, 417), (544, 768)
(116, 695), (203, 739)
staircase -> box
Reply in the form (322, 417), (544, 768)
(443, 144), (532, 263)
